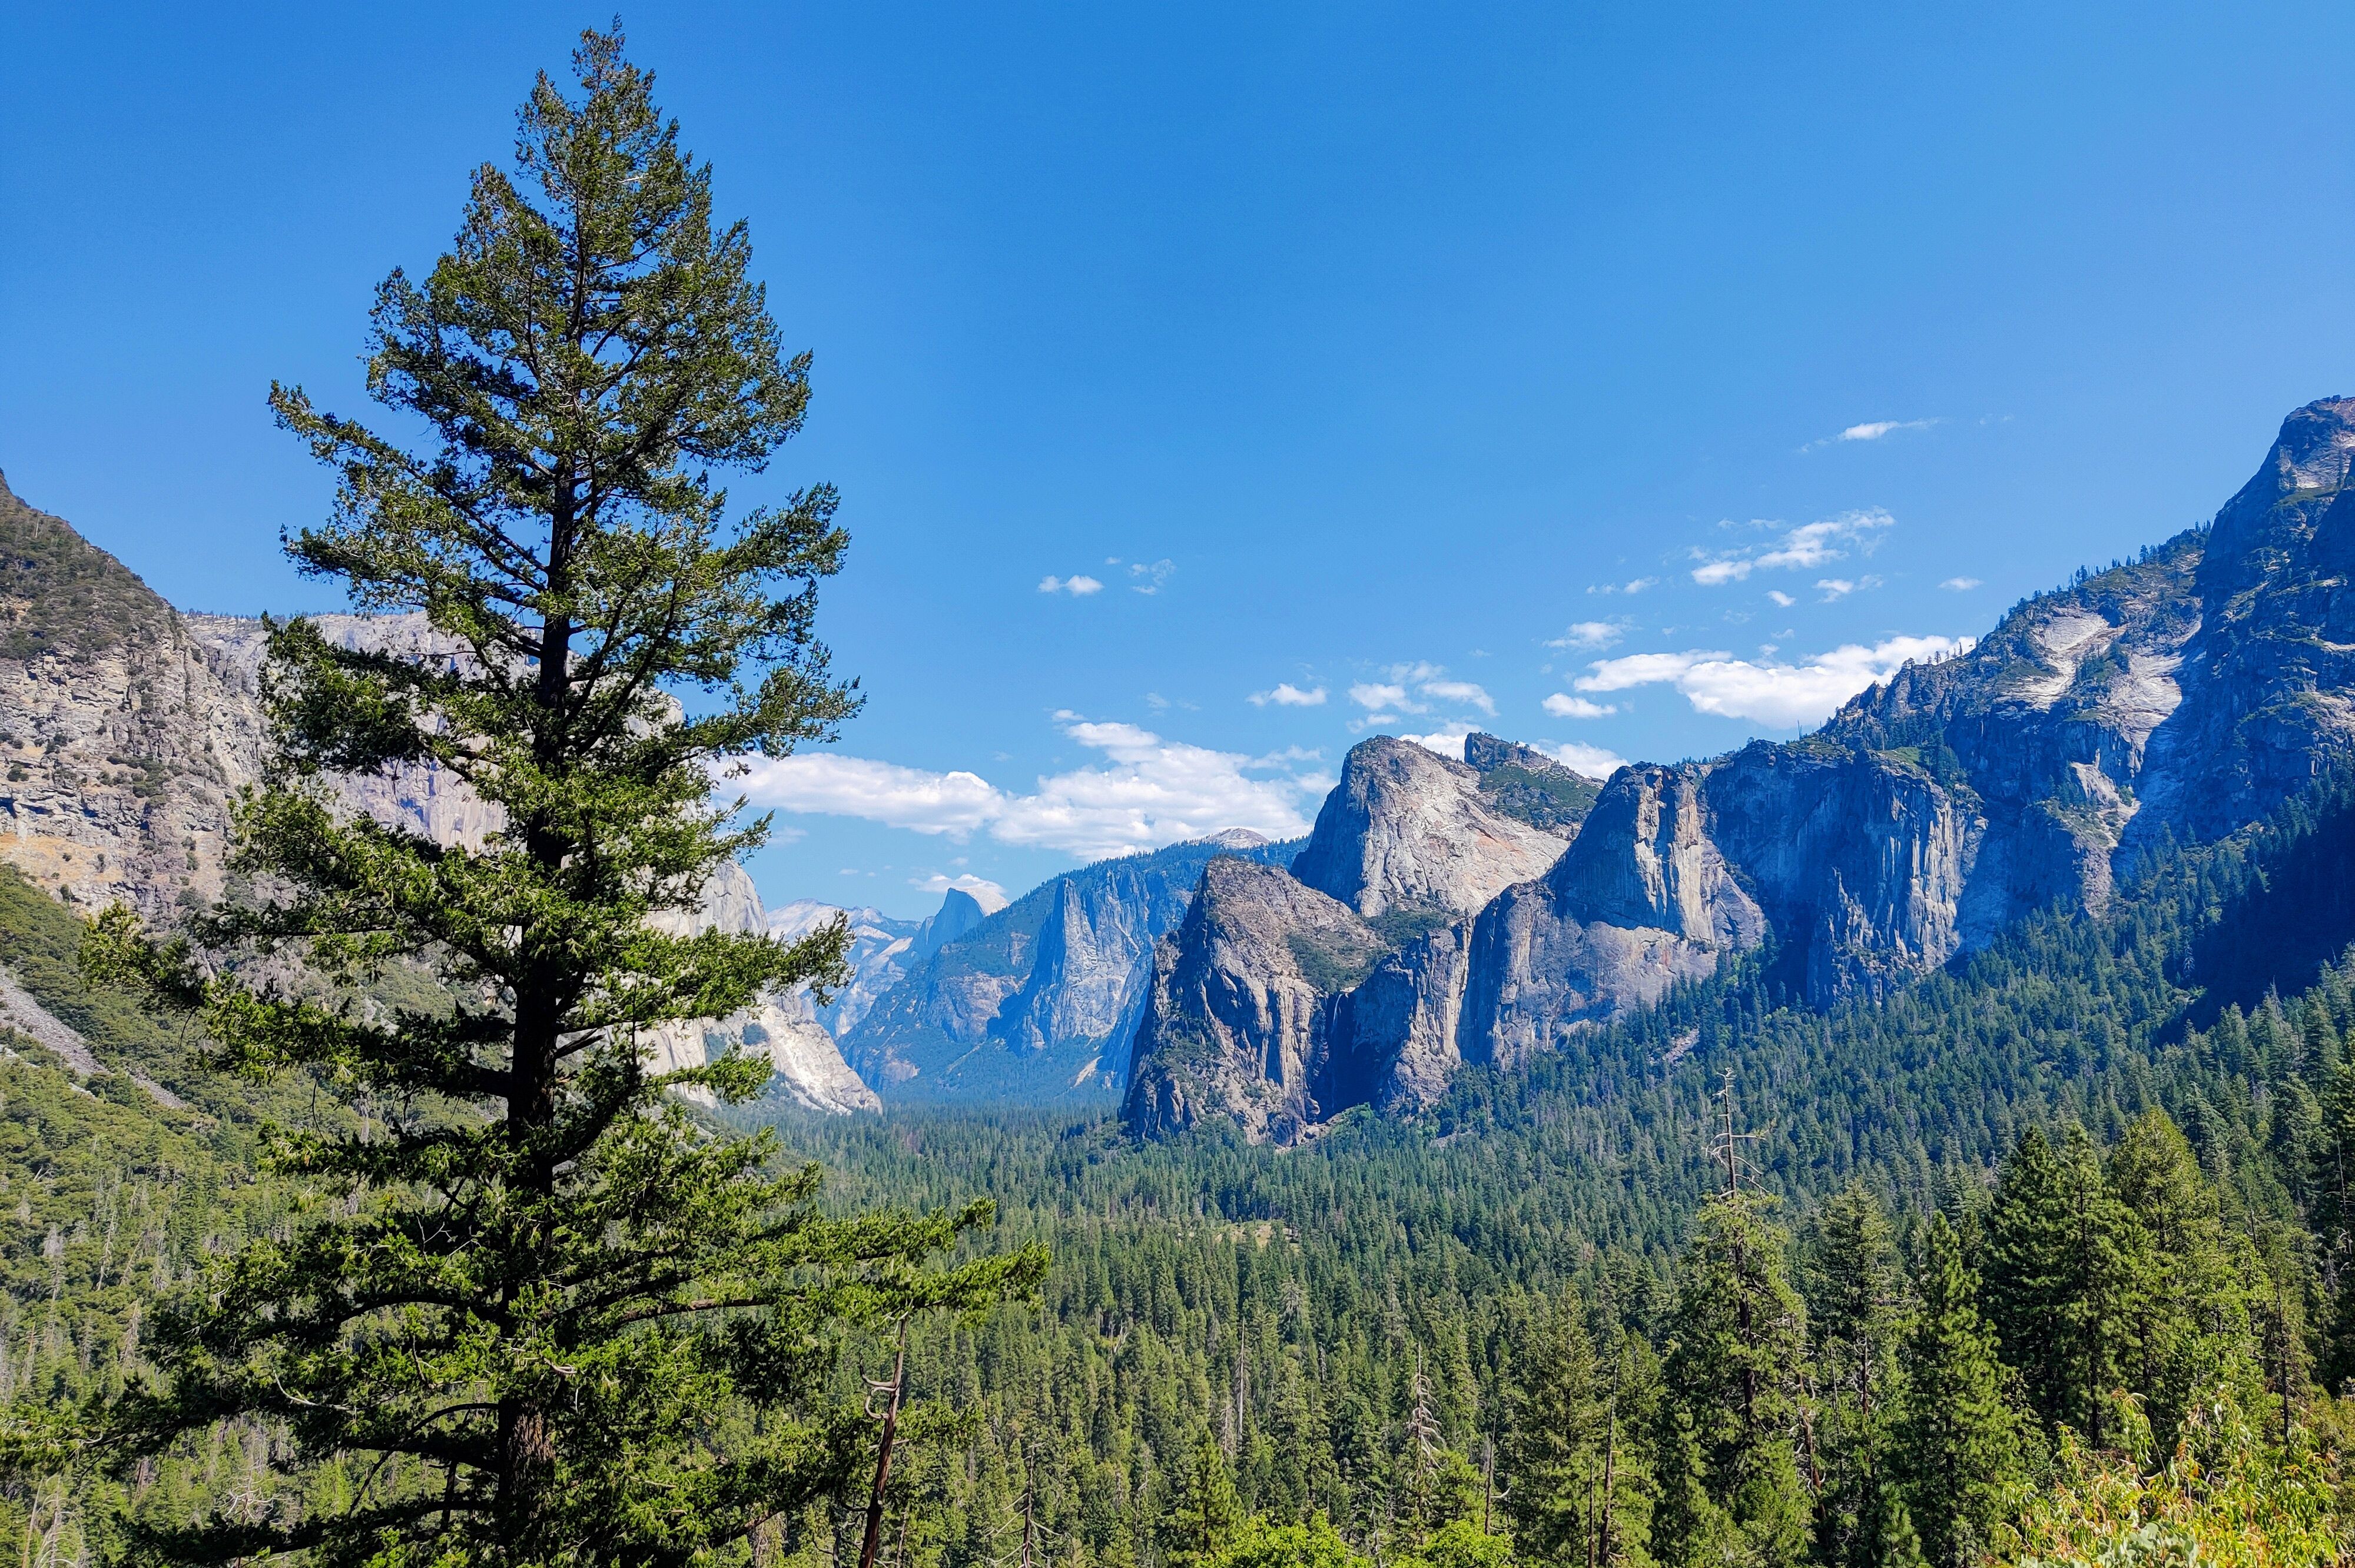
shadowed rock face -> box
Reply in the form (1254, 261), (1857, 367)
(841, 831), (1299, 1103)
(1125, 736), (1596, 1137)
(1127, 396), (2355, 1142)
(1121, 857), (1382, 1142)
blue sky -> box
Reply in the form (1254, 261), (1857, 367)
(5, 4), (2351, 919)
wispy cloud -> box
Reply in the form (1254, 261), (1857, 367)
(1536, 740), (1627, 780)
(1802, 418), (1938, 451)
(1766, 590), (1796, 608)
(1548, 620), (1624, 652)
(1941, 576), (1982, 591)
(1815, 575), (1880, 601)
(1690, 509), (1893, 586)
(1250, 682), (1328, 707)
(1574, 634), (1971, 728)
(913, 872), (1008, 904)
(1587, 578), (1657, 596)
(1129, 559), (1176, 594)
(734, 719), (1326, 860)
(1541, 693), (1616, 719)
(1039, 574), (1104, 596)
(1418, 678), (1495, 715)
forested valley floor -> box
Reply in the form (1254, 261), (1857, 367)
(11, 773), (2355, 1567)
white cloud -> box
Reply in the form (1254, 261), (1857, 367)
(1349, 681), (1408, 710)
(1418, 678), (1495, 715)
(1816, 578), (1854, 600)
(1573, 634), (1972, 728)
(1542, 693), (1616, 719)
(1039, 574), (1104, 596)
(1941, 576), (1983, 591)
(1766, 590), (1796, 608)
(1689, 509), (1893, 585)
(1838, 418), (1934, 442)
(1548, 621), (1623, 651)
(1250, 682), (1328, 707)
(1587, 578), (1657, 596)
(734, 719), (1324, 861)
(1574, 650), (1728, 693)
(1129, 559), (1176, 594)
(1401, 721), (1478, 759)
(913, 872), (1009, 904)
(1537, 741), (1628, 780)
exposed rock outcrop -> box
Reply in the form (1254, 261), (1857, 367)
(1288, 736), (1578, 919)
(1121, 857), (1384, 1142)
(1129, 395), (2355, 1142)
(843, 830), (1296, 1102)
(1123, 735), (1595, 1135)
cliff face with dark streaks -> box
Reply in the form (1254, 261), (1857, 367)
(1128, 396), (2355, 1141)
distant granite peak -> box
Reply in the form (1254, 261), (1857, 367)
(1288, 735), (1577, 921)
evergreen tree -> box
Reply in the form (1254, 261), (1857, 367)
(2104, 1109), (2256, 1453)
(1655, 1195), (1811, 1568)
(1796, 1185), (1906, 1568)
(1892, 1214), (2018, 1568)
(1501, 1298), (1655, 1568)
(1982, 1125), (2142, 1448)
(84, 29), (1043, 1567)
(1167, 1433), (1244, 1568)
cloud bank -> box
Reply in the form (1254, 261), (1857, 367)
(1574, 634), (1972, 728)
(734, 719), (1326, 861)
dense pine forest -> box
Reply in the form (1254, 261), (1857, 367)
(2, 25), (2349, 1568)
(734, 772), (2355, 1568)
(8, 764), (2353, 1564)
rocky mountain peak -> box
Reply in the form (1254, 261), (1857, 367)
(1287, 735), (1575, 920)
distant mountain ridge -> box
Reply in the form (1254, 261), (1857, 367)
(840, 829), (1299, 1102)
(1125, 394), (2355, 1141)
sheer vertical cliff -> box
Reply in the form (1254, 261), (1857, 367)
(1127, 395), (2355, 1142)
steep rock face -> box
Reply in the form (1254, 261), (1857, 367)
(1129, 398), (2355, 1140)
(842, 830), (1295, 1102)
(0, 474), (268, 916)
(1123, 736), (1603, 1135)
(1289, 737), (1577, 919)
(1120, 857), (1384, 1141)
(763, 889), (1009, 1039)
(1701, 742), (1977, 999)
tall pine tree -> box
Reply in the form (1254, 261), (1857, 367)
(1654, 1195), (1812, 1568)
(1796, 1185), (1908, 1568)
(87, 28), (1043, 1567)
(1892, 1214), (2018, 1568)
(1982, 1125), (2142, 1449)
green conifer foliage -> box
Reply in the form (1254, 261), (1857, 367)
(1983, 1126), (2144, 1449)
(1501, 1299), (1653, 1568)
(2105, 1110), (2258, 1453)
(1167, 1434), (1244, 1568)
(81, 28), (1043, 1567)
(1656, 1196), (1812, 1568)
(1892, 1214), (2019, 1568)
(1796, 1185), (1906, 1568)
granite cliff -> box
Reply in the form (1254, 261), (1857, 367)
(0, 473), (877, 1114)
(841, 830), (1298, 1102)
(1123, 733), (1597, 1133)
(1127, 394), (2355, 1141)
